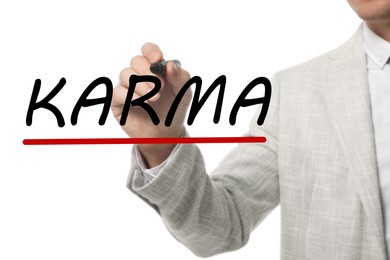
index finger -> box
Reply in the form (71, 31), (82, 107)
(141, 42), (164, 64)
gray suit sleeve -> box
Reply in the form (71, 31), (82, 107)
(127, 75), (281, 257)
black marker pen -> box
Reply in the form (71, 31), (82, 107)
(150, 60), (181, 74)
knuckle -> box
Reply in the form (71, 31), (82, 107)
(142, 43), (162, 61)
(142, 42), (158, 52)
(130, 55), (144, 67)
(119, 67), (132, 86)
(182, 70), (191, 80)
(111, 86), (123, 105)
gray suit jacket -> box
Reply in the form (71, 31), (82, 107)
(128, 25), (387, 259)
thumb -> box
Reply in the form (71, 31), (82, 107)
(165, 61), (191, 96)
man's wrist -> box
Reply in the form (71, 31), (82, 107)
(138, 144), (177, 169)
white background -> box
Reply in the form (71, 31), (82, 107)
(0, 1), (361, 259)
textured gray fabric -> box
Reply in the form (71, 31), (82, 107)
(127, 24), (387, 259)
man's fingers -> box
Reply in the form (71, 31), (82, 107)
(119, 67), (134, 86)
(118, 67), (161, 102)
(141, 42), (163, 64)
(112, 85), (150, 123)
(130, 55), (165, 86)
(112, 85), (131, 108)
(112, 84), (159, 108)
(140, 43), (189, 96)
(118, 43), (189, 107)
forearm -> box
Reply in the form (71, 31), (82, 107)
(128, 144), (244, 256)
(128, 142), (279, 257)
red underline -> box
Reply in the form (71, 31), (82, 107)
(23, 137), (266, 145)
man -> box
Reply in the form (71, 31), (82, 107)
(111, 0), (390, 258)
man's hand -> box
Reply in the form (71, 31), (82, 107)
(111, 43), (192, 168)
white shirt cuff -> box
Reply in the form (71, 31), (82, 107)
(135, 144), (181, 185)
